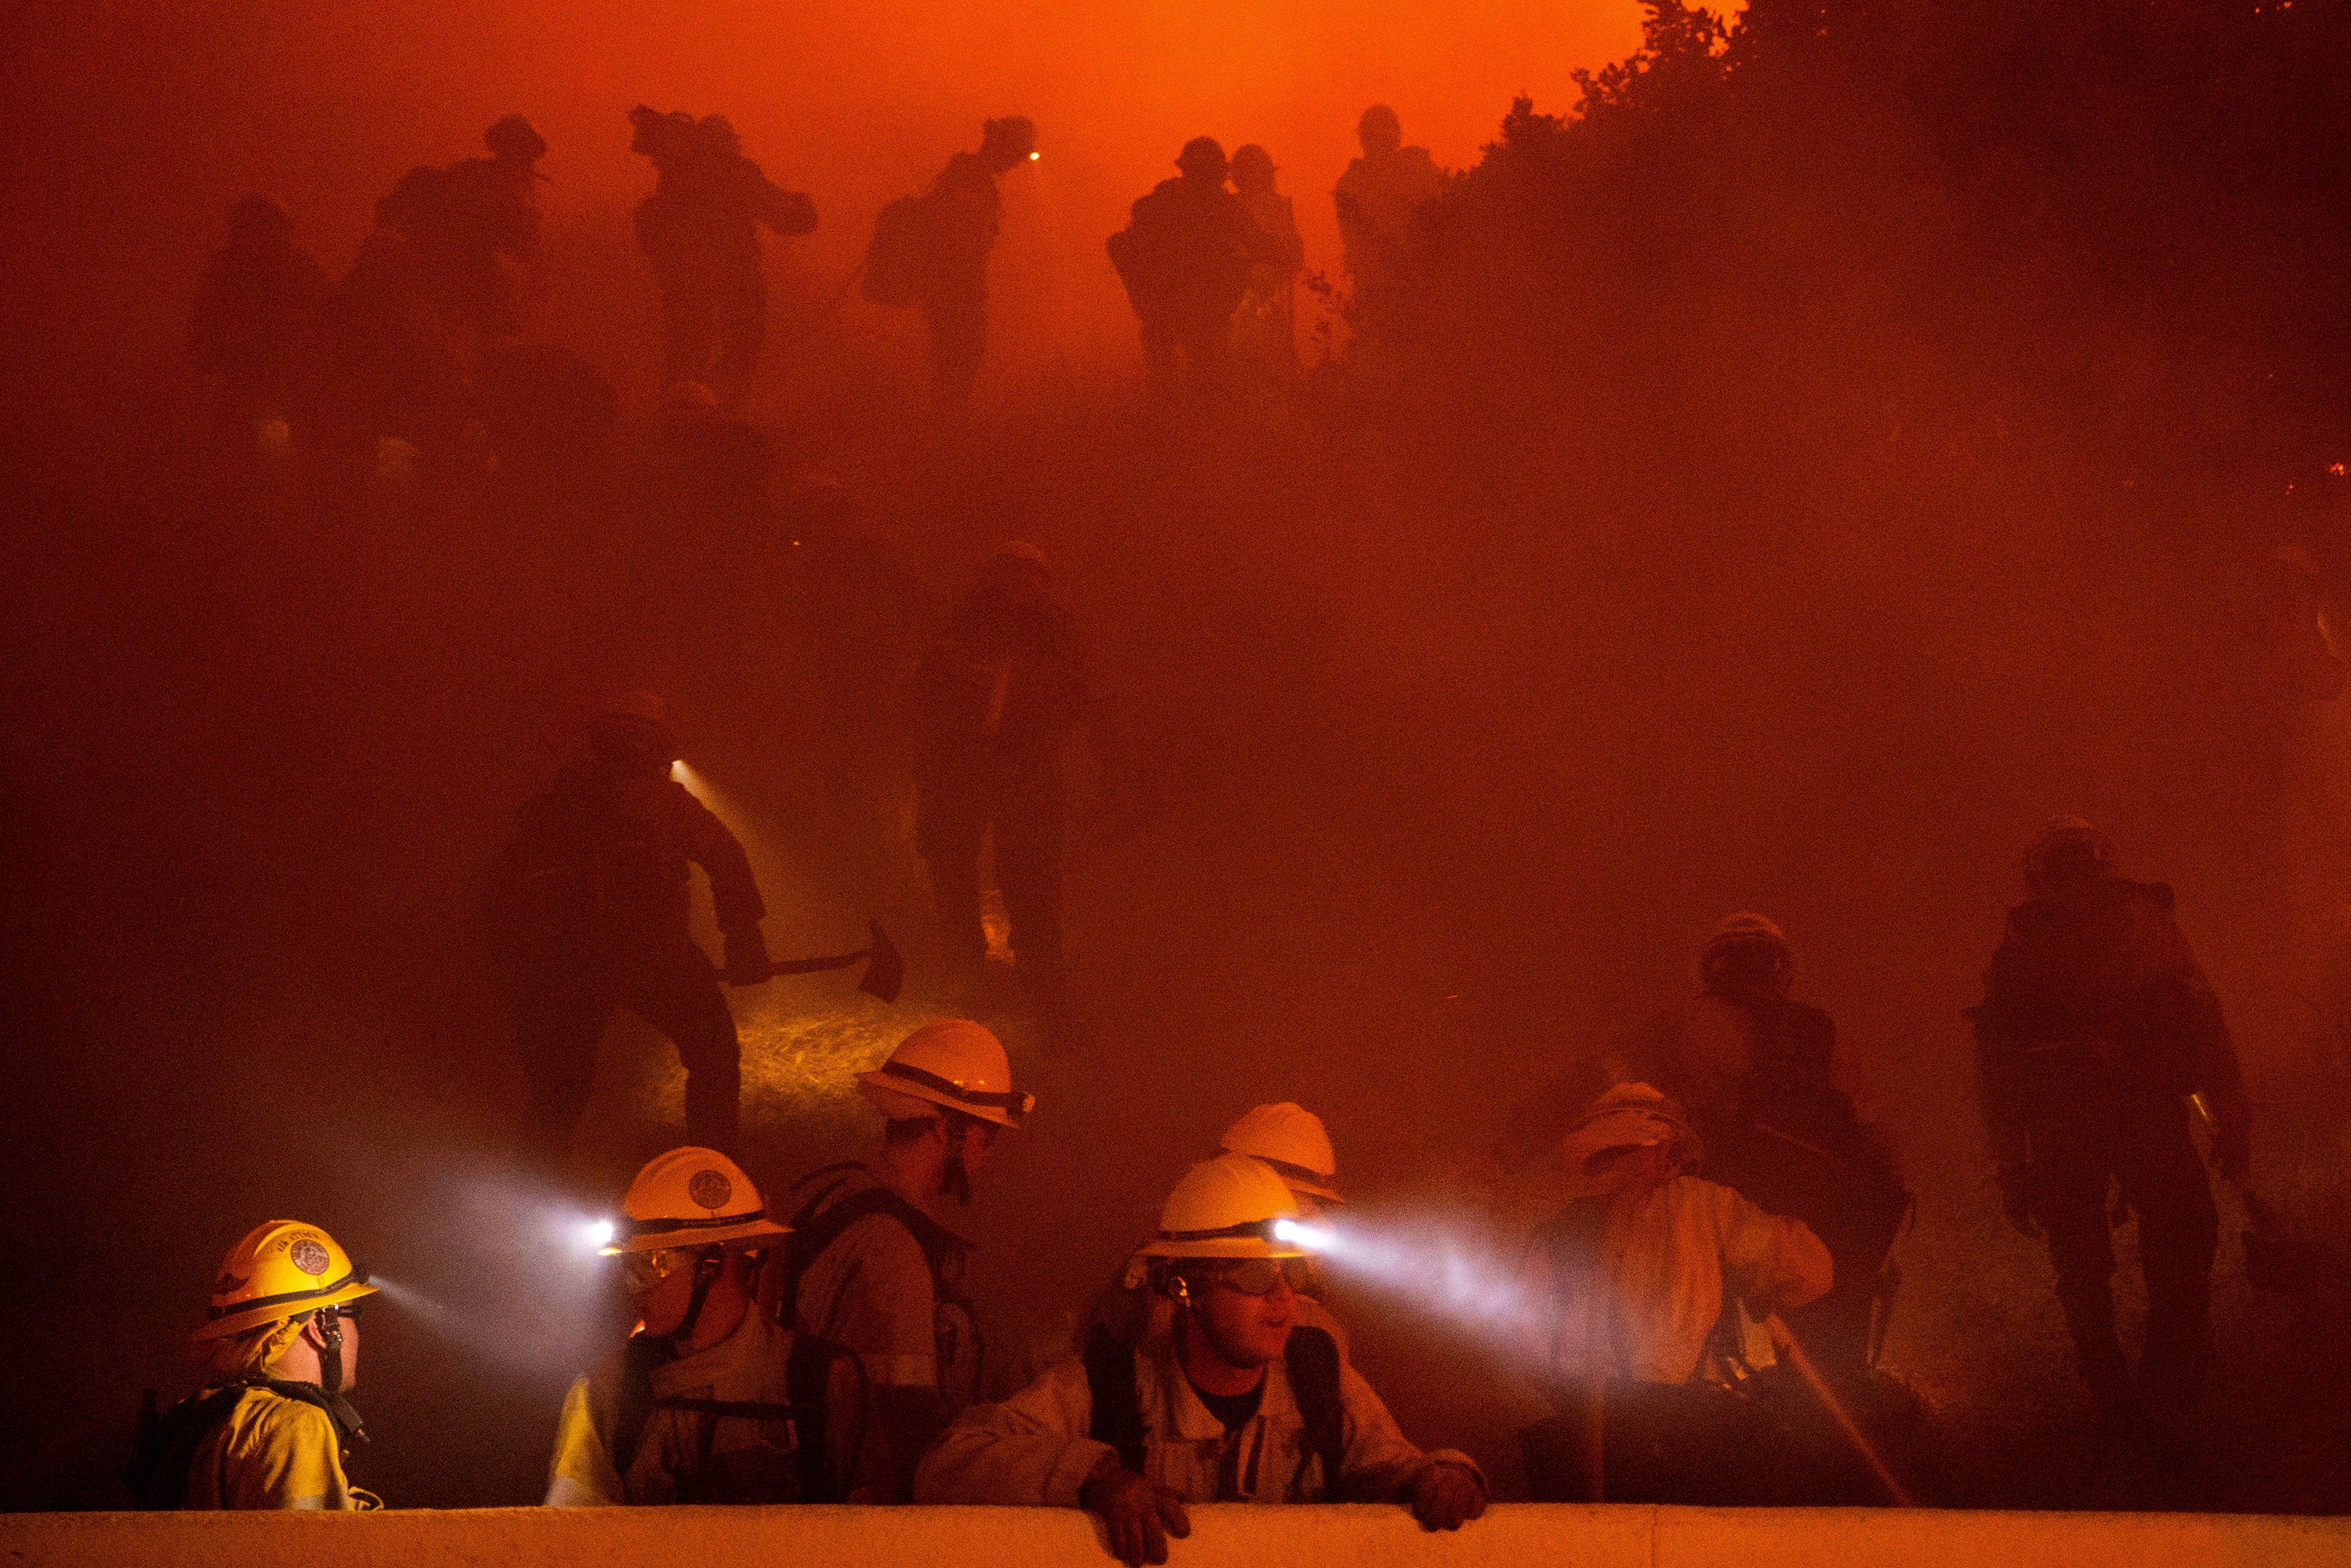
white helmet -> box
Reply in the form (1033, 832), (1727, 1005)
(1137, 1154), (1304, 1259)
(603, 1147), (789, 1255)
(1561, 1084), (1704, 1177)
(857, 1019), (1034, 1128)
(1219, 1103), (1340, 1204)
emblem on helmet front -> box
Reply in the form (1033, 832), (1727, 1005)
(687, 1170), (734, 1211)
(289, 1239), (331, 1276)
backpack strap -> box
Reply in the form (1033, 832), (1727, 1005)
(1283, 1326), (1346, 1498)
(606, 1333), (669, 1483)
(781, 1174), (965, 1325)
(607, 1334), (864, 1504)
(784, 1330), (868, 1503)
(1081, 1322), (1148, 1474)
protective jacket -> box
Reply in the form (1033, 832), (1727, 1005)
(545, 1312), (864, 1505)
(636, 154), (816, 288)
(913, 1320), (1479, 1507)
(175, 1385), (364, 1510)
(922, 151), (1003, 303)
(1970, 876), (2246, 1169)
(1110, 177), (1256, 327)
(1519, 1175), (1831, 1389)
(781, 1164), (978, 1403)
(491, 760), (765, 966)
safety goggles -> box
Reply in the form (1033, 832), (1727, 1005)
(1213, 1257), (1313, 1298)
(618, 1248), (695, 1294)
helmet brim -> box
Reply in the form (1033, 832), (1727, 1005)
(1136, 1235), (1307, 1260)
(856, 1069), (1030, 1128)
(193, 1280), (379, 1342)
(601, 1216), (788, 1255)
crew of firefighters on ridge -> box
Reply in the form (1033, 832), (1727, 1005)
(141, 756), (2252, 1544)
(187, 103), (1444, 464)
(171, 85), (2256, 1546)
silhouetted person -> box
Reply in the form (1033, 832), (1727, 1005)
(914, 543), (1088, 1012)
(917, 116), (1036, 411)
(1229, 146), (1303, 386)
(1109, 138), (1259, 402)
(1333, 106), (1440, 337)
(632, 109), (817, 411)
(430, 114), (547, 346)
(1969, 818), (2251, 1433)
(488, 693), (773, 1159)
(310, 188), (468, 478)
(187, 196), (331, 451)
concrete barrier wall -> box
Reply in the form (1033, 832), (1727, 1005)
(6, 1502), (2347, 1568)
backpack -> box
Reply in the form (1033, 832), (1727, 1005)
(1081, 1321), (1346, 1498)
(863, 195), (935, 308)
(606, 1328), (864, 1503)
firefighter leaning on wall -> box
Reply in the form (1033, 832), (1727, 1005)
(916, 1153), (1486, 1566)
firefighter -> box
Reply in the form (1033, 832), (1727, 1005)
(1108, 138), (1261, 402)
(914, 541), (1090, 1013)
(126, 1222), (380, 1510)
(186, 195), (332, 451)
(630, 109), (817, 411)
(1497, 913), (1905, 1374)
(1226, 147), (1302, 387)
(545, 1148), (876, 1505)
(916, 1154), (1485, 1565)
(1969, 817), (2251, 1425)
(777, 1019), (1034, 1500)
(1331, 105), (1440, 339)
(488, 692), (773, 1159)
(1516, 1085), (1831, 1504)
(1091, 1103), (1352, 1356)
(917, 115), (1037, 411)
(432, 114), (548, 346)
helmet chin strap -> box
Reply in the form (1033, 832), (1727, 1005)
(314, 1307), (346, 1396)
(667, 1248), (726, 1349)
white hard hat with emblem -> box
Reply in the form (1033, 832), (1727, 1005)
(603, 1146), (788, 1255)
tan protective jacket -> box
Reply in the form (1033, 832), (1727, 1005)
(914, 1324), (1480, 1508)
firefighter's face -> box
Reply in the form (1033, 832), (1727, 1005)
(1190, 1260), (1296, 1370)
(1588, 1142), (1678, 1198)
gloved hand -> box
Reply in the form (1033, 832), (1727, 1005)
(1081, 1455), (1190, 1567)
(1996, 1166), (2038, 1237)
(1407, 1461), (1487, 1531)
(723, 928), (771, 987)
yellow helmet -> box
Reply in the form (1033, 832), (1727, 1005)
(603, 1146), (788, 1255)
(194, 1221), (377, 1342)
(857, 1019), (1034, 1128)
(1219, 1103), (1340, 1204)
(1138, 1154), (1306, 1260)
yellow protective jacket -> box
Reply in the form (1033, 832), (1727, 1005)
(181, 1386), (359, 1510)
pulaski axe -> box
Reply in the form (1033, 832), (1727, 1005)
(720, 920), (904, 1003)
